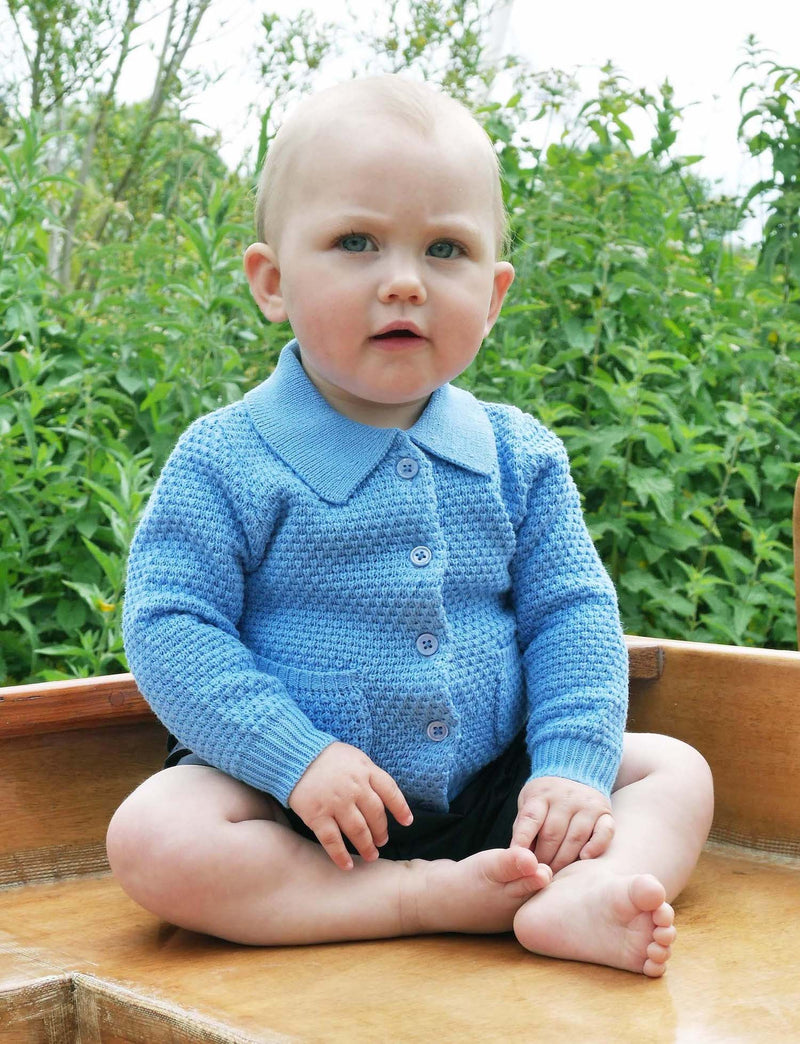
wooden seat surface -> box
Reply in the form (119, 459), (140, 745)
(1, 845), (799, 1043)
(2, 636), (800, 1042)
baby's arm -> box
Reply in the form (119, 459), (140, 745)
(123, 417), (346, 806)
(289, 743), (413, 869)
(511, 776), (614, 874)
(506, 414), (629, 821)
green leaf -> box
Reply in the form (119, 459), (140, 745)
(626, 467), (675, 522)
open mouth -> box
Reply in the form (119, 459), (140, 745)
(372, 329), (422, 341)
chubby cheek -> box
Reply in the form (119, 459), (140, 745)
(283, 281), (353, 345)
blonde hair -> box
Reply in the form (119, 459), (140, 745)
(254, 76), (510, 256)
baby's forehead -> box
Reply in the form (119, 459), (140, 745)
(285, 91), (478, 156)
(259, 78), (506, 251)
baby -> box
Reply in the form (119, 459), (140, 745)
(107, 75), (714, 976)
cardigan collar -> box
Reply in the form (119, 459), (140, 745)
(244, 340), (497, 503)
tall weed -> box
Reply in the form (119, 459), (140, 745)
(2, 38), (799, 684)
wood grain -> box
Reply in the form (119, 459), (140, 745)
(0, 723), (165, 887)
(0, 975), (76, 1043)
(629, 637), (800, 853)
(0, 855), (798, 1043)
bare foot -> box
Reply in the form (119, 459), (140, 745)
(404, 846), (552, 935)
(513, 870), (676, 976)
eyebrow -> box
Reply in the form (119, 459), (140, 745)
(326, 210), (485, 242)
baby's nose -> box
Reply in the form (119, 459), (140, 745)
(378, 261), (427, 304)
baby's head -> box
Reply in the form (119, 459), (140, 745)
(255, 76), (509, 257)
(244, 75), (514, 429)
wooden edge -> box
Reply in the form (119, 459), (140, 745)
(73, 972), (284, 1044)
(640, 634), (800, 667)
(0, 974), (76, 1041)
(0, 673), (152, 739)
(0, 638), (665, 740)
(624, 635), (664, 680)
(0, 970), (271, 1044)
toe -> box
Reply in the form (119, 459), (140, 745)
(643, 956), (668, 978)
(647, 940), (671, 964)
(652, 901), (675, 928)
(534, 863), (553, 887)
(629, 874), (667, 913)
(653, 924), (677, 946)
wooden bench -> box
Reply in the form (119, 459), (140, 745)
(2, 635), (799, 1042)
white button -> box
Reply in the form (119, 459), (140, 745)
(397, 457), (419, 479)
(416, 633), (439, 656)
(410, 546), (432, 567)
(426, 720), (449, 741)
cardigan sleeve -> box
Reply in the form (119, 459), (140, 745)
(506, 415), (628, 797)
(122, 415), (335, 805)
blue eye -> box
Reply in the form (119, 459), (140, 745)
(339, 233), (373, 252)
(428, 241), (461, 259)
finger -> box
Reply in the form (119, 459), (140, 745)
(510, 798), (548, 849)
(548, 811), (599, 873)
(371, 769), (413, 827)
(356, 789), (390, 847)
(338, 807), (381, 862)
(532, 808), (570, 868)
(579, 812), (615, 860)
(312, 818), (354, 870)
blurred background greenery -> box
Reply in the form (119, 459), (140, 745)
(1, 0), (799, 684)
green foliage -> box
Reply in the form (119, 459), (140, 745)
(1, 4), (799, 685)
(463, 63), (800, 648)
(0, 112), (283, 683)
(738, 36), (800, 295)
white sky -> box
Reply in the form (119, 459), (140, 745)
(509, 0), (800, 206)
(153, 0), (799, 203)
(8, 0), (792, 236)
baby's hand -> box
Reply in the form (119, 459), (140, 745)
(288, 742), (413, 870)
(510, 776), (614, 874)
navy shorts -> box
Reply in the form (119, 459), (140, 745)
(165, 732), (530, 862)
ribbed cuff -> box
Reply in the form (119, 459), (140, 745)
(232, 712), (336, 806)
(527, 736), (620, 797)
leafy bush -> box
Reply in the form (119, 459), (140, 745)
(1, 5), (799, 684)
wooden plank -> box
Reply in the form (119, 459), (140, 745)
(74, 974), (274, 1044)
(0, 637), (664, 741)
(0, 724), (165, 888)
(0, 852), (798, 1043)
(629, 637), (800, 854)
(0, 975), (76, 1044)
(0, 675), (151, 739)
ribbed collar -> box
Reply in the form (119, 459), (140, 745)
(244, 340), (497, 503)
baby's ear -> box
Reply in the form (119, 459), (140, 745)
(243, 243), (287, 323)
(483, 261), (515, 336)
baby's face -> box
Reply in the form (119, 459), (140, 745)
(248, 110), (513, 428)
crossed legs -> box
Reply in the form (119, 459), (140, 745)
(107, 732), (713, 975)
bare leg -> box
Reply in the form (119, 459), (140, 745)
(107, 766), (552, 945)
(513, 733), (714, 976)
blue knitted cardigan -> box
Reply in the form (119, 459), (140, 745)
(123, 341), (628, 811)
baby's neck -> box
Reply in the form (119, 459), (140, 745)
(340, 399), (429, 430)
